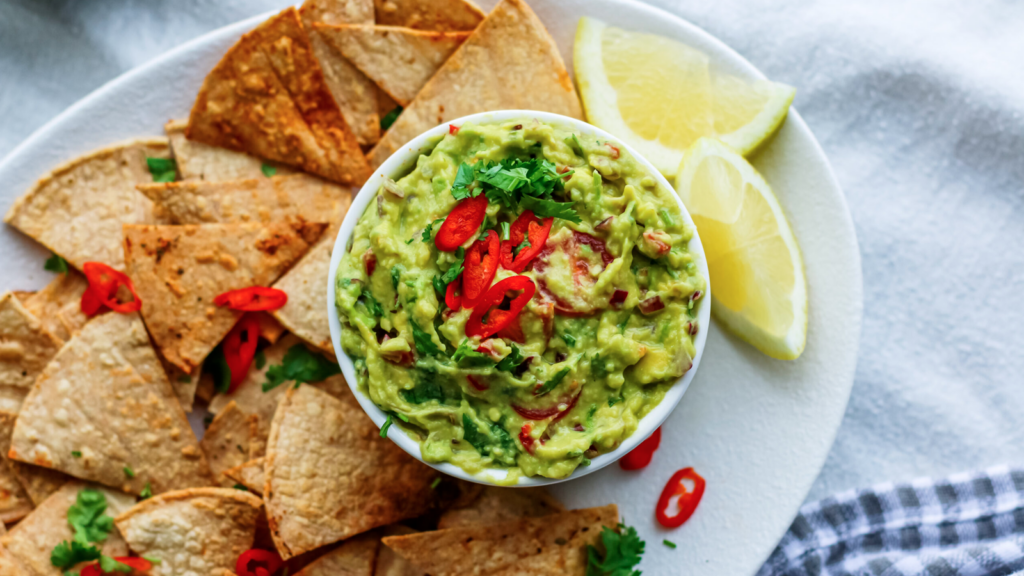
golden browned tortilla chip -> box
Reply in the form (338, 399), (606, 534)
(200, 401), (258, 486)
(383, 504), (618, 576)
(159, 361), (201, 413)
(224, 458), (265, 495)
(264, 385), (439, 558)
(316, 25), (470, 107)
(7, 460), (68, 508)
(186, 8), (370, 186)
(1, 482), (135, 576)
(368, 0), (582, 169)
(21, 271), (88, 342)
(0, 413), (33, 524)
(164, 119), (294, 182)
(137, 174), (349, 227)
(376, 526), (426, 576)
(0, 293), (62, 391)
(9, 312), (213, 495)
(373, 0), (484, 31)
(115, 488), (262, 576)
(437, 486), (565, 529)
(4, 139), (169, 271)
(295, 531), (379, 576)
(123, 220), (325, 372)
(254, 312), (286, 344)
(301, 0), (373, 24)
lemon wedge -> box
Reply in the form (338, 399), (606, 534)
(574, 17), (796, 176)
(675, 138), (807, 359)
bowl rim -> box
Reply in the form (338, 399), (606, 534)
(326, 109), (712, 487)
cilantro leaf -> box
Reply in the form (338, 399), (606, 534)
(663, 539), (677, 549)
(421, 218), (445, 243)
(71, 451), (82, 458)
(390, 266), (402, 290)
(400, 375), (446, 404)
(592, 354), (611, 379)
(430, 477), (441, 489)
(450, 163), (477, 200)
(254, 350), (266, 370)
(67, 488), (114, 544)
(380, 414), (394, 438)
(260, 163), (277, 177)
(139, 483), (152, 499)
(452, 340), (493, 368)
(512, 237), (531, 258)
(122, 466), (134, 478)
(51, 540), (100, 569)
(44, 253), (69, 274)
(262, 345), (341, 392)
(432, 275), (447, 298)
(500, 221), (511, 241)
(409, 320), (440, 357)
(535, 366), (571, 396)
(205, 345), (232, 394)
(520, 195), (581, 224)
(232, 484), (248, 491)
(361, 289), (385, 318)
(462, 415), (517, 466)
(563, 333), (577, 347)
(380, 105), (402, 130)
(439, 248), (465, 286)
(495, 344), (526, 372)
(586, 524), (645, 576)
(99, 556), (132, 574)
(146, 157), (176, 183)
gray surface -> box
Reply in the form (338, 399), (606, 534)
(1, 0), (1021, 505)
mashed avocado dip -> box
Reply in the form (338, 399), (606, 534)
(336, 118), (704, 481)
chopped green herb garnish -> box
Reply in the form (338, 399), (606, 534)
(262, 344), (340, 392)
(44, 253), (69, 274)
(535, 366), (571, 396)
(361, 289), (385, 318)
(260, 163), (277, 177)
(581, 457), (591, 466)
(563, 333), (576, 347)
(462, 415), (517, 466)
(410, 320), (440, 357)
(663, 539), (677, 549)
(430, 477), (441, 489)
(658, 209), (675, 227)
(51, 488), (119, 569)
(99, 555), (131, 573)
(123, 466), (135, 478)
(71, 451), (82, 458)
(586, 524), (645, 576)
(380, 414), (394, 438)
(254, 349), (266, 370)
(512, 237), (531, 258)
(500, 221), (511, 241)
(233, 484), (248, 491)
(390, 266), (402, 290)
(205, 346), (231, 394)
(139, 483), (152, 499)
(146, 157), (177, 183)
(495, 344), (526, 372)
(380, 105), (403, 130)
(401, 369), (448, 404)
(51, 541), (101, 569)
(452, 340), (493, 367)
(421, 218), (446, 243)
(608, 396), (622, 407)
(448, 158), (580, 222)
(440, 247), (465, 286)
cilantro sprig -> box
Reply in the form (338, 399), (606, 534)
(449, 158), (579, 222)
(146, 157), (177, 183)
(535, 366), (571, 396)
(262, 345), (341, 392)
(410, 320), (440, 357)
(586, 524), (646, 576)
(44, 252), (69, 274)
(51, 489), (119, 571)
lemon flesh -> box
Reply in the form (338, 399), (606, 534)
(574, 17), (796, 176)
(675, 138), (807, 359)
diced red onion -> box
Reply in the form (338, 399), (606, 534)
(610, 289), (629, 307)
(638, 295), (665, 315)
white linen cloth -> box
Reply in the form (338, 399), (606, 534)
(1, 0), (1022, 504)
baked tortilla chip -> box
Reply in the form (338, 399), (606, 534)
(437, 486), (565, 529)
(0, 293), (62, 391)
(224, 458), (265, 495)
(8, 460), (68, 508)
(164, 120), (294, 182)
(254, 312), (286, 344)
(376, 526), (426, 576)
(1, 482), (135, 576)
(382, 504), (618, 576)
(316, 25), (470, 106)
(115, 488), (262, 576)
(9, 312), (213, 495)
(368, 0), (582, 169)
(4, 139), (169, 271)
(373, 0), (484, 31)
(264, 385), (439, 558)
(186, 8), (370, 186)
(160, 361), (201, 413)
(200, 401), (258, 486)
(21, 271), (88, 342)
(123, 220), (325, 372)
(270, 228), (346, 354)
(0, 413), (32, 524)
(295, 531), (378, 576)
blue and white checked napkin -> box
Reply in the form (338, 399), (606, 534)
(758, 467), (1024, 576)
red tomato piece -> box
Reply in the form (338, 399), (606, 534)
(461, 230), (500, 307)
(619, 427), (662, 470)
(465, 275), (536, 339)
(213, 287), (288, 312)
(435, 195), (488, 252)
(656, 467), (706, 528)
(499, 211), (553, 272)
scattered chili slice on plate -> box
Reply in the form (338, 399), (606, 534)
(619, 427), (661, 470)
(435, 195), (488, 252)
(213, 287), (288, 311)
(222, 314), (261, 393)
(656, 467), (705, 528)
(236, 549), (283, 576)
(499, 210), (553, 272)
(465, 275), (536, 339)
(461, 230), (500, 307)
(81, 261), (142, 316)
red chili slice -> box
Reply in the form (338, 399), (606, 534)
(496, 316), (525, 343)
(236, 549), (283, 576)
(467, 374), (488, 391)
(465, 275), (536, 339)
(512, 391), (580, 421)
(619, 427), (662, 470)
(461, 230), (500, 307)
(449, 124), (460, 135)
(214, 287), (287, 312)
(80, 557), (153, 576)
(222, 314), (261, 393)
(81, 262), (142, 315)
(445, 277), (462, 310)
(499, 211), (553, 272)
(435, 195), (488, 252)
(80, 287), (105, 317)
(656, 467), (706, 528)
(519, 422), (536, 455)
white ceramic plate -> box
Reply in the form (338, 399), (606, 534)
(0, 2), (862, 575)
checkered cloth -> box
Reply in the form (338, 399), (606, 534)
(758, 467), (1024, 576)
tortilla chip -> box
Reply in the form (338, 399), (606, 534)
(295, 531), (378, 576)
(300, 0), (382, 147)
(164, 120), (295, 182)
(255, 312), (287, 344)
(200, 401), (258, 486)
(224, 458), (265, 495)
(137, 174), (350, 226)
(316, 25), (470, 107)
(264, 385), (439, 558)
(373, 0), (484, 31)
(0, 293), (63, 391)
(270, 232), (347, 354)
(20, 272), (88, 342)
(9, 312), (213, 495)
(1, 482), (135, 576)
(367, 0), (582, 169)
(122, 220), (326, 372)
(115, 488), (262, 576)
(0, 387), (25, 416)
(0, 414), (32, 524)
(376, 526), (426, 576)
(160, 361), (201, 413)
(4, 139), (169, 271)
(382, 504), (618, 576)
(186, 8), (370, 186)
(437, 486), (565, 529)
(7, 460), (68, 508)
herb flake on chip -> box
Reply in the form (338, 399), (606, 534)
(263, 344), (341, 392)
(99, 555), (132, 574)
(45, 252), (69, 274)
(71, 450), (82, 458)
(586, 523), (646, 576)
(254, 349), (266, 370)
(260, 163), (277, 177)
(146, 157), (177, 183)
(205, 346), (232, 394)
(139, 483), (152, 499)
(123, 466), (135, 478)
(51, 540), (101, 569)
(380, 106), (403, 130)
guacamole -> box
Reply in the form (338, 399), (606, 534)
(336, 119), (704, 481)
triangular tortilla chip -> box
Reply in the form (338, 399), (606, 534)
(295, 531), (379, 576)
(200, 401), (258, 486)
(368, 0), (582, 169)
(373, 0), (484, 31)
(255, 312), (287, 344)
(1, 482), (135, 576)
(186, 8), (370, 186)
(0, 292), (63, 390)
(437, 486), (565, 529)
(21, 271), (89, 342)
(8, 459), (68, 508)
(115, 488), (262, 576)
(376, 526), (426, 576)
(224, 458), (265, 495)
(300, 0), (382, 146)
(9, 312), (213, 495)
(137, 174), (349, 226)
(382, 504), (619, 576)
(264, 385), (439, 558)
(316, 25), (470, 106)
(164, 119), (294, 182)
(159, 360), (201, 413)
(123, 220), (326, 372)
(270, 230), (345, 354)
(4, 139), (169, 271)
(0, 413), (33, 524)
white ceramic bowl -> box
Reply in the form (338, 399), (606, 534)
(327, 110), (711, 486)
